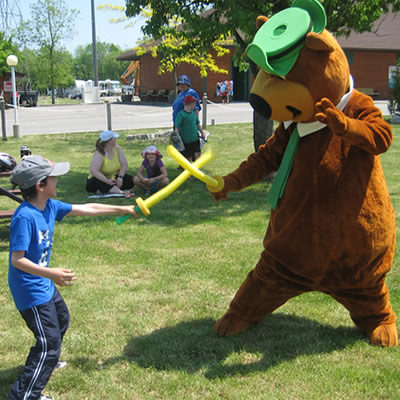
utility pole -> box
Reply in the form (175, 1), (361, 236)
(0, 0), (22, 38)
(91, 0), (98, 86)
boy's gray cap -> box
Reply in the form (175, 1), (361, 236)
(11, 155), (70, 189)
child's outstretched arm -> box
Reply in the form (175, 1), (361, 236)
(11, 251), (76, 287)
(68, 203), (138, 217)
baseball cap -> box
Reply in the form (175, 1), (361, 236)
(99, 130), (119, 142)
(177, 75), (191, 86)
(11, 155), (70, 189)
(184, 95), (196, 104)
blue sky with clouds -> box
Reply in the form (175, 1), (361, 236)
(18, 0), (145, 54)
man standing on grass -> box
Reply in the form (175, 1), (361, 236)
(8, 155), (137, 400)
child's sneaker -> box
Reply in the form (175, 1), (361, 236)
(40, 395), (53, 400)
(56, 360), (67, 369)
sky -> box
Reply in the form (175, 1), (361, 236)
(17, 0), (145, 54)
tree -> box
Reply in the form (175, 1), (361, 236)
(15, 47), (74, 94)
(13, 0), (79, 104)
(99, 4), (230, 87)
(125, 0), (400, 150)
(73, 42), (131, 81)
(135, 35), (230, 87)
(0, 32), (19, 76)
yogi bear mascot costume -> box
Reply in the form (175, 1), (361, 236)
(208, 0), (398, 347)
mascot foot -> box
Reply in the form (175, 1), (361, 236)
(367, 323), (398, 347)
(214, 311), (252, 336)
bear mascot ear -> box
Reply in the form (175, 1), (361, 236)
(256, 15), (268, 30)
(305, 32), (335, 52)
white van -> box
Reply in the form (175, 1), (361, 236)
(98, 80), (122, 96)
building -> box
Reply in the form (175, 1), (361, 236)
(336, 9), (400, 100)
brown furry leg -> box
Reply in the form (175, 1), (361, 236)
(330, 283), (398, 347)
(215, 259), (306, 337)
(214, 310), (253, 336)
(368, 324), (398, 347)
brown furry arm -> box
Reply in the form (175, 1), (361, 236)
(315, 92), (392, 155)
(210, 125), (289, 201)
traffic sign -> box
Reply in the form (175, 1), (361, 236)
(3, 81), (13, 92)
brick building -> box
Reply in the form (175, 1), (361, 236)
(117, 45), (249, 103)
(117, 10), (400, 103)
(336, 9), (400, 100)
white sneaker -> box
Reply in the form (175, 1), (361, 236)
(56, 360), (67, 369)
(40, 395), (53, 400)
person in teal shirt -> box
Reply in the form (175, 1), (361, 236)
(175, 95), (206, 161)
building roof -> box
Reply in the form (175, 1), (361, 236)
(336, 10), (400, 51)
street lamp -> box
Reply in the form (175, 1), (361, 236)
(6, 55), (20, 138)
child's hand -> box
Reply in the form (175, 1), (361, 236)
(49, 268), (77, 287)
(121, 205), (139, 217)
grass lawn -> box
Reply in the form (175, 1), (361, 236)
(37, 96), (82, 106)
(0, 123), (399, 399)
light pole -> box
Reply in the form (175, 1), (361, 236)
(6, 55), (20, 138)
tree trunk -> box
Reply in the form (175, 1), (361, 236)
(253, 111), (273, 151)
(253, 111), (275, 182)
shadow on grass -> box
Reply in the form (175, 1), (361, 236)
(0, 366), (24, 398)
(97, 313), (361, 379)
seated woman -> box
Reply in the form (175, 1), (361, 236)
(133, 145), (169, 195)
(86, 130), (135, 195)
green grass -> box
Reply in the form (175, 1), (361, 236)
(37, 96), (82, 106)
(0, 123), (399, 400)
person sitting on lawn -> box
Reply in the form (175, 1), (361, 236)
(86, 130), (135, 196)
(133, 145), (169, 196)
(8, 155), (137, 400)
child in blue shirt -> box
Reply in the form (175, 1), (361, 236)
(8, 155), (137, 400)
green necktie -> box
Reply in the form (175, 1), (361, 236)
(267, 126), (300, 209)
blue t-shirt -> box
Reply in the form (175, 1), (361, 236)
(8, 199), (72, 311)
(172, 88), (201, 125)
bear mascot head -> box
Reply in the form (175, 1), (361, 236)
(208, 0), (398, 347)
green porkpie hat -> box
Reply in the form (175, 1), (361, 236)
(246, 0), (326, 77)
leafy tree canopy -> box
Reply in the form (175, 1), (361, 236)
(73, 42), (131, 81)
(125, 0), (400, 70)
(0, 32), (20, 76)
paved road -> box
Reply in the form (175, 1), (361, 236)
(3, 99), (391, 138)
(3, 101), (254, 137)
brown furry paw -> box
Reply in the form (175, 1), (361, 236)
(368, 323), (398, 347)
(214, 311), (252, 336)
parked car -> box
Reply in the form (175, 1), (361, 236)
(19, 91), (38, 107)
